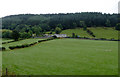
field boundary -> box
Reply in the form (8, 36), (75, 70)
(7, 37), (56, 50)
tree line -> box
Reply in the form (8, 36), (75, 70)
(1, 12), (120, 39)
(2, 12), (118, 30)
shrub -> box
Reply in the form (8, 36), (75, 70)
(72, 33), (76, 38)
(9, 46), (16, 50)
(75, 35), (78, 38)
(16, 45), (22, 48)
(55, 27), (62, 34)
(100, 38), (107, 40)
(92, 34), (96, 37)
(86, 29), (95, 37)
(83, 37), (89, 39)
(115, 23), (120, 31)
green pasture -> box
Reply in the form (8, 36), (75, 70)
(2, 39), (118, 75)
(61, 28), (92, 38)
(61, 27), (119, 39)
(88, 27), (118, 40)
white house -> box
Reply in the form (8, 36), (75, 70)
(53, 34), (67, 38)
(45, 34), (67, 38)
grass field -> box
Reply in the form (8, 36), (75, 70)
(2, 38), (42, 50)
(61, 28), (92, 38)
(2, 39), (118, 75)
(88, 27), (118, 40)
(61, 27), (118, 39)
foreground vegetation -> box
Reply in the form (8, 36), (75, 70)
(2, 39), (118, 75)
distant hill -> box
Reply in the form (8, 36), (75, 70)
(2, 12), (118, 31)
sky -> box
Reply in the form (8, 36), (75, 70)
(0, 0), (119, 18)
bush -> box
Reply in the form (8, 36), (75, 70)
(75, 35), (78, 38)
(92, 34), (96, 37)
(86, 29), (95, 37)
(72, 33), (76, 38)
(55, 27), (62, 34)
(83, 37), (89, 39)
(9, 46), (16, 50)
(115, 23), (120, 31)
(100, 38), (107, 40)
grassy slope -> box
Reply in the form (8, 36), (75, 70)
(61, 28), (92, 38)
(2, 38), (42, 50)
(2, 39), (118, 75)
(88, 27), (118, 40)
(61, 27), (118, 39)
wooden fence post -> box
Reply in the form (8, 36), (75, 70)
(6, 68), (8, 76)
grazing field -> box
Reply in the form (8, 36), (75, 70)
(88, 27), (119, 40)
(61, 28), (92, 38)
(2, 38), (42, 50)
(61, 27), (118, 39)
(2, 39), (118, 75)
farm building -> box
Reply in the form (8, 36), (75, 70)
(45, 34), (67, 38)
(53, 34), (67, 37)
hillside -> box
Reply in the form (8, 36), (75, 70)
(61, 28), (92, 38)
(61, 27), (119, 40)
(88, 27), (118, 40)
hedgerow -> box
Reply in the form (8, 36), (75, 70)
(9, 42), (37, 50)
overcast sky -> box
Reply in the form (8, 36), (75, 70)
(0, 0), (119, 18)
